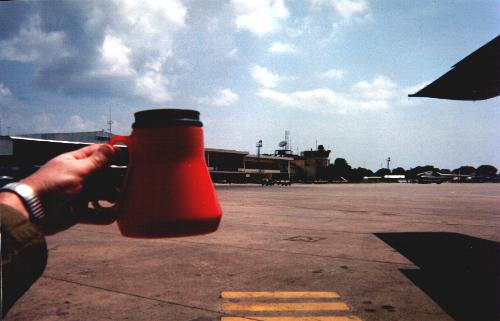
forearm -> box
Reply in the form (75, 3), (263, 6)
(1, 202), (48, 317)
(0, 144), (115, 317)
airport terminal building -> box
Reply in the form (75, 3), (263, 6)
(0, 131), (331, 184)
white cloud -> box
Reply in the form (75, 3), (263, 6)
(269, 42), (298, 54)
(212, 89), (239, 106)
(257, 87), (352, 113)
(31, 113), (56, 133)
(21, 114), (98, 133)
(353, 75), (396, 101)
(331, 0), (369, 20)
(66, 115), (98, 132)
(135, 72), (172, 103)
(232, 0), (289, 36)
(226, 47), (239, 58)
(310, 0), (370, 22)
(250, 64), (283, 88)
(0, 83), (20, 134)
(317, 68), (345, 80)
(0, 83), (13, 98)
(94, 0), (186, 102)
(196, 89), (239, 106)
(0, 82), (20, 114)
(0, 0), (187, 103)
(98, 35), (134, 76)
(257, 75), (398, 113)
(0, 16), (70, 63)
(119, 0), (186, 28)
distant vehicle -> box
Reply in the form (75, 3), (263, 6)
(261, 178), (292, 186)
(416, 171), (470, 184)
(275, 180), (292, 186)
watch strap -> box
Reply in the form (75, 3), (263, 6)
(1, 182), (46, 223)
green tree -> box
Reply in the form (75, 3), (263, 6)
(475, 165), (497, 177)
(391, 167), (405, 175)
(350, 167), (373, 182)
(331, 158), (352, 180)
(452, 166), (475, 175)
(374, 168), (391, 177)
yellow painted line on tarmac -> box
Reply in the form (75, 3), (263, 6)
(221, 292), (341, 299)
(222, 302), (350, 312)
(221, 317), (362, 321)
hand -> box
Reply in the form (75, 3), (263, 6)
(23, 144), (116, 205)
(20, 144), (117, 234)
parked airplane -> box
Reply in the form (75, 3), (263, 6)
(416, 171), (471, 184)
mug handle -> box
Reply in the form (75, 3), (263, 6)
(109, 135), (131, 148)
(78, 136), (131, 225)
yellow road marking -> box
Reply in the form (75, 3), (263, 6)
(221, 292), (340, 299)
(222, 302), (349, 312)
(221, 317), (362, 321)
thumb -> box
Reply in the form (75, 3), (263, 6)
(82, 144), (115, 173)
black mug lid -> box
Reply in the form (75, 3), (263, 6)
(132, 109), (202, 128)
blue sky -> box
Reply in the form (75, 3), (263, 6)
(0, 0), (499, 170)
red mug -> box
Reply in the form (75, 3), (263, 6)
(107, 109), (222, 238)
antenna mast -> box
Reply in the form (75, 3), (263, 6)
(107, 108), (113, 137)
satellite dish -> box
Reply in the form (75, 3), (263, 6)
(278, 141), (287, 147)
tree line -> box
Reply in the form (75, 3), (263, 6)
(317, 158), (499, 182)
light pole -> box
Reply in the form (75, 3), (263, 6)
(256, 140), (263, 178)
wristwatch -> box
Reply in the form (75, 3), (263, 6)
(1, 182), (46, 223)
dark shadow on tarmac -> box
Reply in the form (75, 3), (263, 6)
(375, 232), (499, 321)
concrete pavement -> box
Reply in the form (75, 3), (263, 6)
(5, 183), (499, 321)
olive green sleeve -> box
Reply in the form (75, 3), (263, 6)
(1, 203), (48, 317)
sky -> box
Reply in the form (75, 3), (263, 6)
(0, 0), (499, 171)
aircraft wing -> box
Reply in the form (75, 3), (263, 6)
(409, 35), (500, 100)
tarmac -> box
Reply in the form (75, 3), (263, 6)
(5, 183), (500, 321)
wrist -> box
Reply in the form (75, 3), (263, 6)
(0, 191), (30, 219)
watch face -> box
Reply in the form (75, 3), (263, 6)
(16, 184), (33, 197)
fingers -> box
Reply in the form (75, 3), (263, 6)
(70, 144), (113, 160)
(80, 144), (116, 173)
